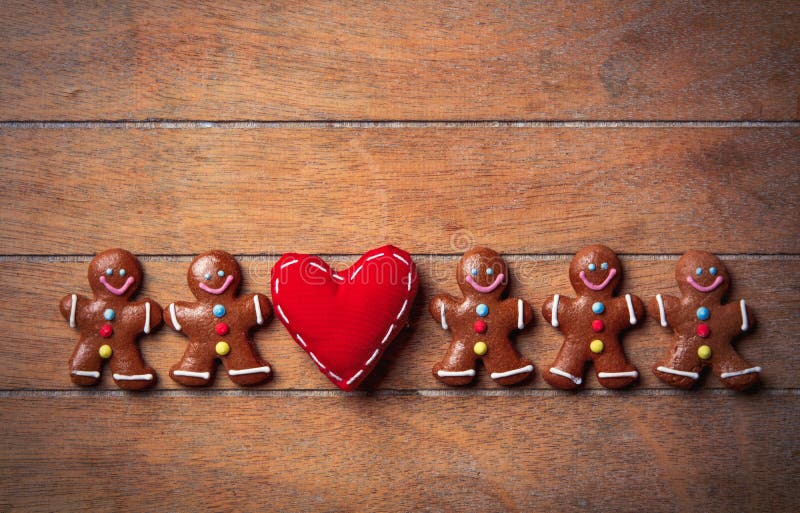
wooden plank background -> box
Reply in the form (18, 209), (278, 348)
(1, 1), (798, 512)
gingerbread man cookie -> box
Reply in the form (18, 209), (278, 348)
(430, 247), (535, 386)
(59, 248), (162, 390)
(164, 250), (273, 386)
(542, 245), (644, 389)
(649, 250), (759, 391)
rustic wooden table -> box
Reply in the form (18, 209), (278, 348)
(1, 2), (798, 512)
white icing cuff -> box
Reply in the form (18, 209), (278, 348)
(72, 370), (100, 378)
(721, 366), (761, 379)
(517, 299), (524, 330)
(113, 373), (153, 381)
(598, 371), (638, 379)
(69, 294), (77, 328)
(740, 299), (749, 331)
(656, 294), (668, 327)
(656, 366), (699, 380)
(551, 294), (560, 327)
(254, 295), (264, 325)
(173, 370), (210, 380)
(437, 369), (476, 378)
(144, 302), (151, 334)
(228, 366), (271, 376)
(491, 364), (534, 380)
(169, 303), (182, 331)
(549, 367), (582, 385)
(625, 294), (637, 325)
(439, 302), (448, 330)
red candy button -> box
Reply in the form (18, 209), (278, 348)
(473, 320), (487, 334)
(591, 319), (604, 333)
(99, 324), (113, 338)
(696, 324), (710, 338)
(215, 322), (230, 336)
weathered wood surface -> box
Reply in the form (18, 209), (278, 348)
(2, 127), (798, 255)
(1, 258), (794, 390)
(1, 1), (798, 121)
(0, 395), (797, 513)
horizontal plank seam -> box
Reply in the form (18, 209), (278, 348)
(1, 254), (799, 262)
(1, 121), (799, 129)
(0, 388), (797, 398)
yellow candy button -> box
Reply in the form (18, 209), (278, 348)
(98, 344), (112, 359)
(473, 341), (488, 356)
(215, 341), (231, 356)
(590, 339), (604, 354)
(697, 345), (712, 360)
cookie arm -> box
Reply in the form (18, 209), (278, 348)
(243, 293), (273, 326)
(428, 294), (458, 330)
(542, 294), (571, 328)
(625, 294), (646, 326)
(59, 293), (86, 328)
(140, 299), (163, 334)
(163, 301), (188, 332)
(647, 294), (678, 328)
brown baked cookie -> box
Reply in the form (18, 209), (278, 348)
(430, 247), (535, 386)
(649, 250), (759, 391)
(541, 245), (644, 390)
(164, 250), (273, 386)
(59, 248), (162, 390)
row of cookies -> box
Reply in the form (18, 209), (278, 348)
(59, 245), (760, 392)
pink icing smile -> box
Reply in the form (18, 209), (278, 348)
(466, 273), (505, 293)
(579, 268), (617, 291)
(686, 275), (724, 292)
(199, 274), (234, 295)
(99, 275), (135, 296)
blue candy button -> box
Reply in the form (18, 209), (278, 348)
(592, 302), (605, 315)
(103, 308), (115, 321)
(696, 306), (710, 321)
(213, 304), (226, 318)
(476, 304), (489, 317)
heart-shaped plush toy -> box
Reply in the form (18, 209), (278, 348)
(271, 245), (418, 391)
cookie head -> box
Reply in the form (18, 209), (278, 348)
(88, 248), (142, 299)
(188, 250), (242, 299)
(456, 247), (508, 298)
(676, 250), (729, 299)
(569, 245), (621, 296)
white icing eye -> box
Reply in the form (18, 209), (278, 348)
(600, 262), (608, 270)
(588, 263), (596, 272)
(709, 267), (717, 276)
(119, 269), (126, 277)
(105, 268), (113, 276)
(217, 270), (225, 277)
(486, 268), (494, 276)
(204, 273), (212, 280)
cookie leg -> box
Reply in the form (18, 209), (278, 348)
(593, 341), (638, 389)
(482, 340), (534, 386)
(221, 339), (272, 387)
(543, 339), (585, 390)
(109, 341), (156, 391)
(712, 345), (761, 392)
(170, 342), (215, 386)
(652, 337), (702, 389)
(433, 339), (478, 386)
(68, 338), (102, 386)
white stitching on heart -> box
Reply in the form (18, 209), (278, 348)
(276, 250), (415, 389)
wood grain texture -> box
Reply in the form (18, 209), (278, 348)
(1, 1), (798, 121)
(2, 127), (798, 255)
(3, 258), (794, 390)
(1, 395), (797, 513)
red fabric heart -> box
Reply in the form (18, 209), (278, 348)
(271, 245), (418, 391)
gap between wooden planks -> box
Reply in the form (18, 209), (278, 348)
(2, 257), (795, 390)
(1, 0), (797, 120)
(0, 395), (797, 512)
(1, 127), (798, 255)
